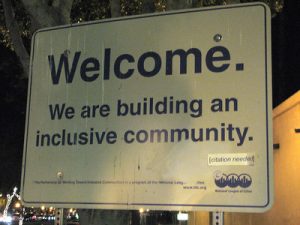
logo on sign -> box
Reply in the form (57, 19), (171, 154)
(214, 173), (252, 188)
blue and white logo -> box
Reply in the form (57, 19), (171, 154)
(238, 174), (252, 188)
(214, 172), (252, 188)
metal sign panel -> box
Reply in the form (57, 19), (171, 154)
(21, 3), (273, 212)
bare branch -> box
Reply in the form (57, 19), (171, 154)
(110, 0), (121, 18)
(166, 0), (193, 10)
(2, 0), (29, 78)
(21, 0), (73, 31)
(142, 0), (155, 13)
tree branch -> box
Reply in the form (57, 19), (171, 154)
(110, 0), (121, 18)
(2, 0), (29, 78)
(166, 0), (193, 10)
(21, 0), (73, 31)
(142, 0), (155, 13)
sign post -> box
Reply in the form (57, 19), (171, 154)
(212, 212), (223, 225)
(22, 3), (273, 212)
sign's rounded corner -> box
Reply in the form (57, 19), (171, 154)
(259, 197), (274, 213)
(20, 197), (30, 206)
(31, 28), (44, 41)
(254, 2), (272, 16)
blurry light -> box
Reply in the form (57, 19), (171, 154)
(15, 202), (21, 208)
(49, 207), (54, 212)
(146, 209), (150, 212)
(0, 216), (12, 223)
(139, 208), (144, 213)
(69, 208), (73, 213)
(41, 205), (45, 211)
(177, 212), (189, 221)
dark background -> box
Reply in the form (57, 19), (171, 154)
(0, 0), (299, 194)
(272, 0), (300, 106)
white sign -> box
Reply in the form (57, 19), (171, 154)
(21, 3), (273, 212)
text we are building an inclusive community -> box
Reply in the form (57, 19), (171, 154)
(34, 44), (253, 148)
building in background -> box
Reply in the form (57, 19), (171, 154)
(189, 90), (300, 225)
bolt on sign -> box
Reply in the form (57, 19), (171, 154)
(21, 3), (273, 212)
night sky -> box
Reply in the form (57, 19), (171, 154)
(272, 0), (300, 106)
(0, 45), (26, 193)
(0, 0), (300, 194)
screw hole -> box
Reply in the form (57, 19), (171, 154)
(214, 34), (222, 42)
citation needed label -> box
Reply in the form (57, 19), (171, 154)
(22, 3), (273, 212)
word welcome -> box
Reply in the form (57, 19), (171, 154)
(48, 46), (244, 84)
